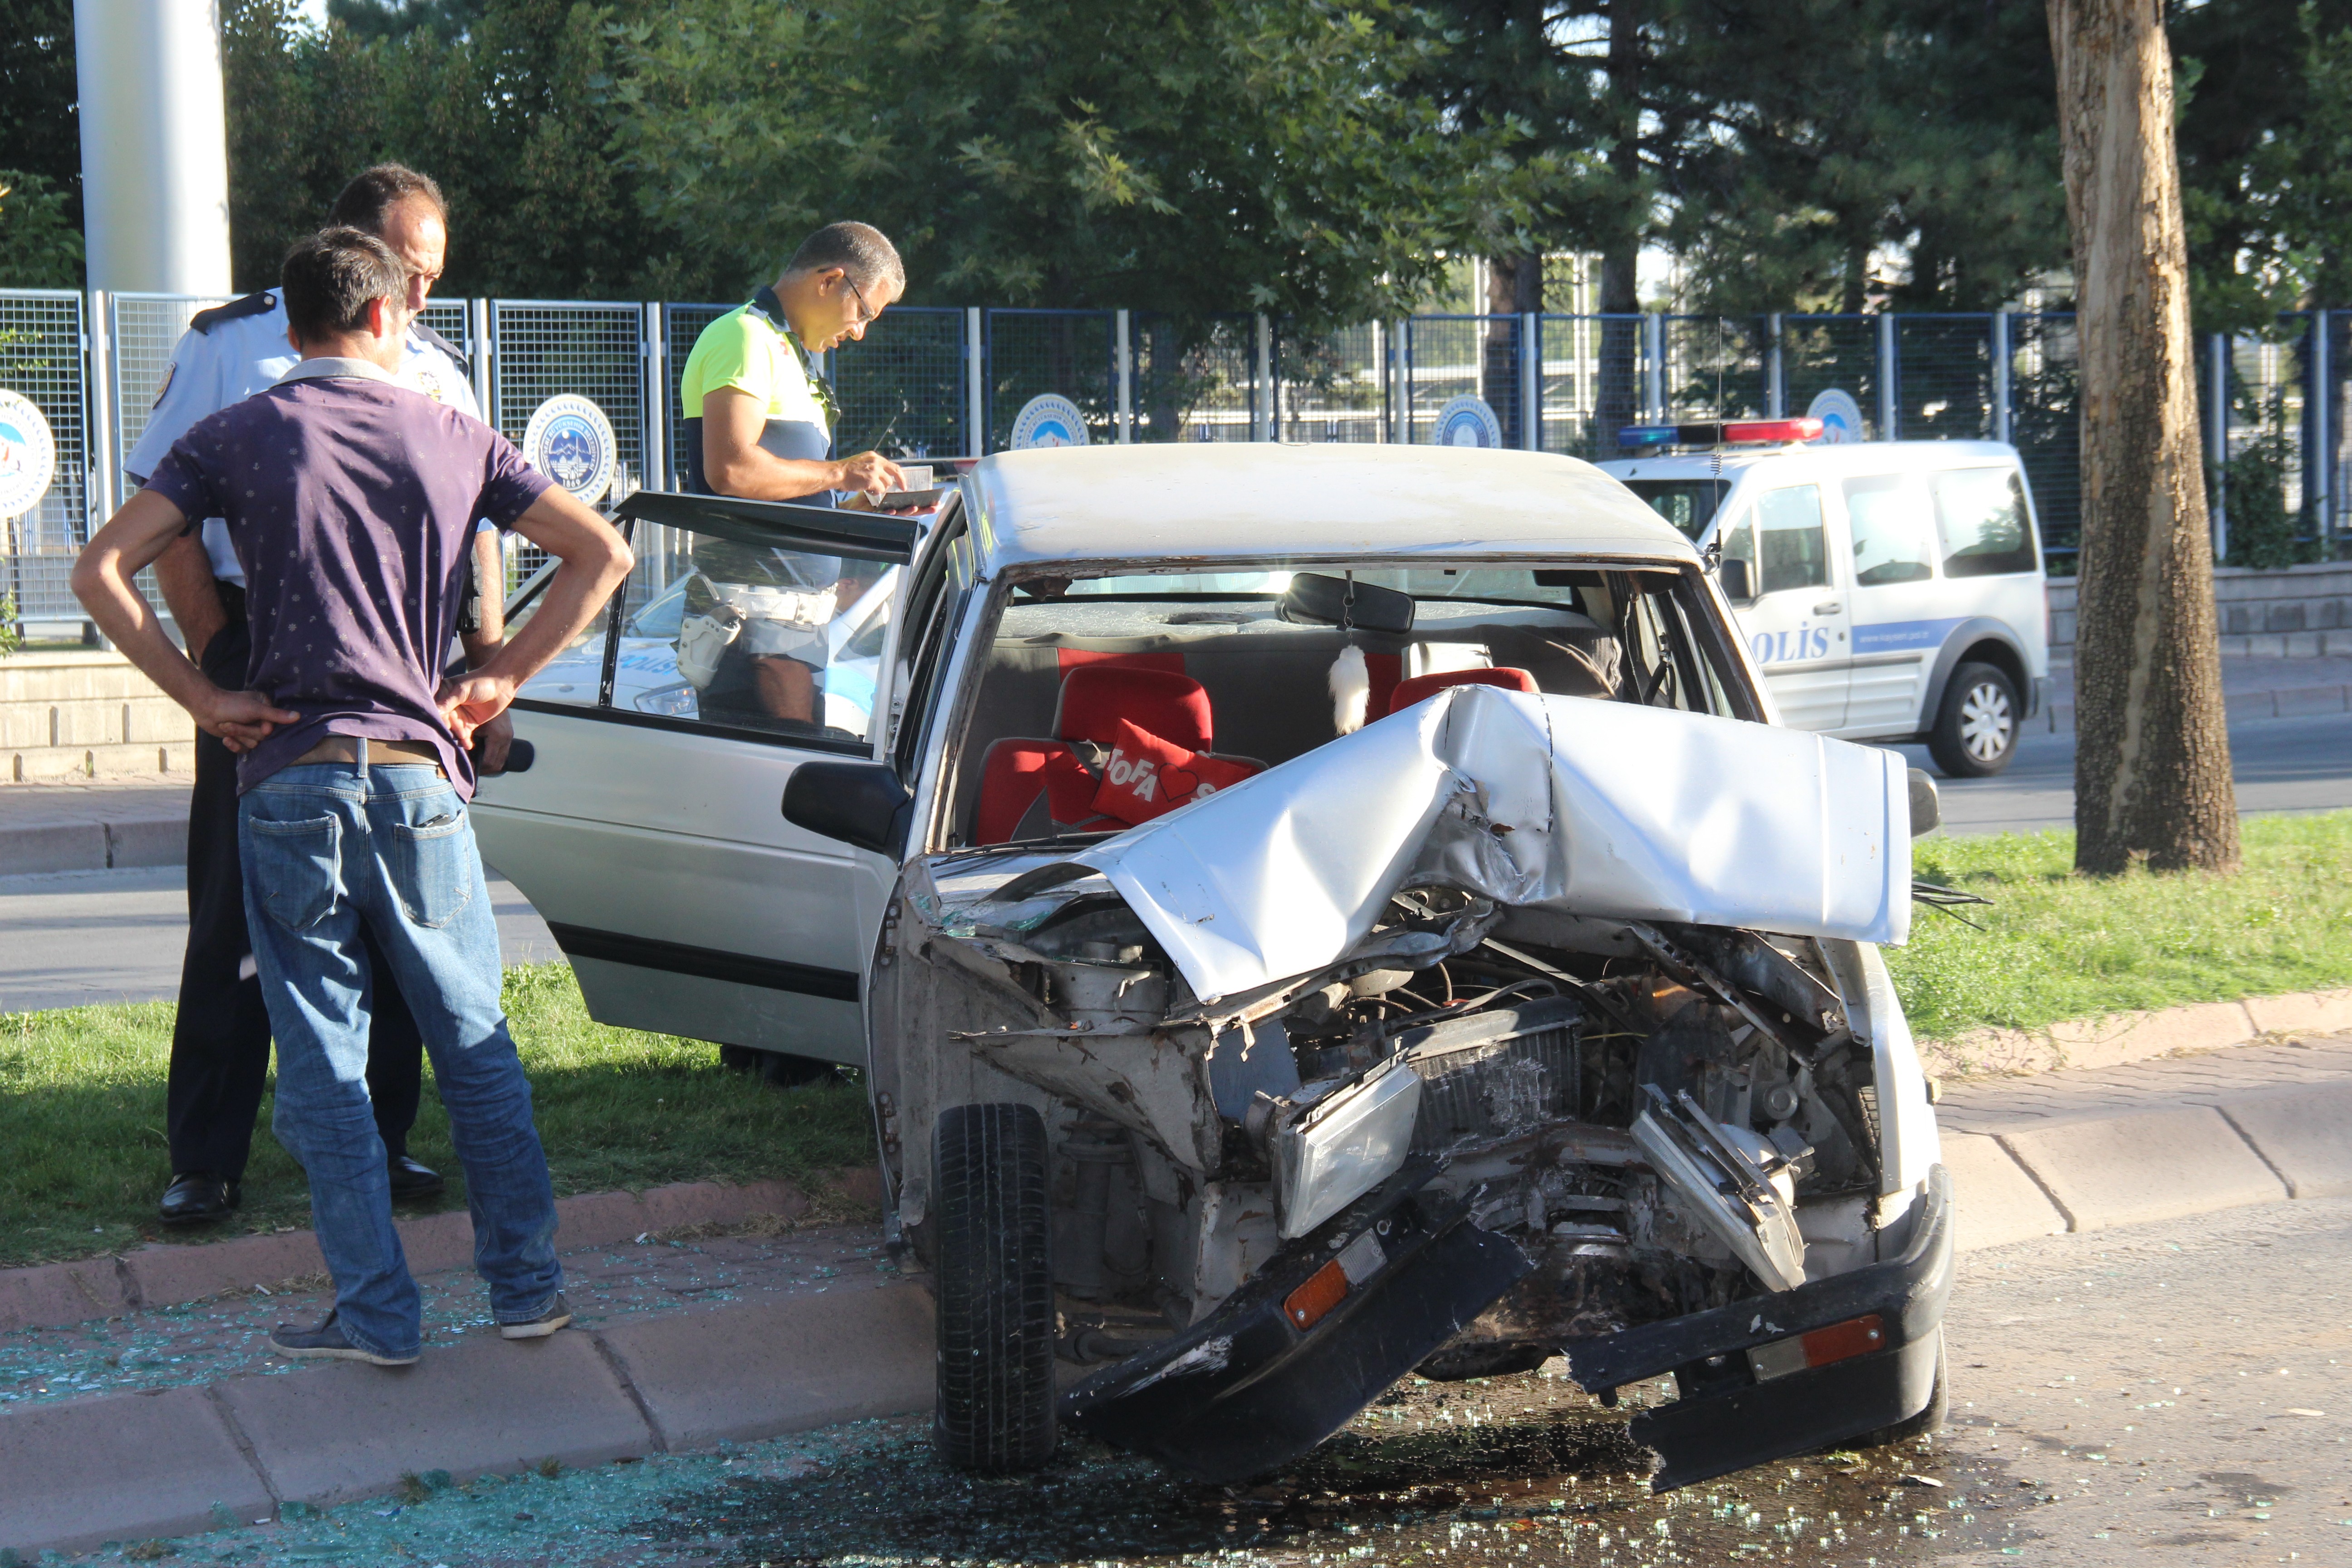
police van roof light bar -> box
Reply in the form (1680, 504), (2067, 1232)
(1616, 416), (1824, 449)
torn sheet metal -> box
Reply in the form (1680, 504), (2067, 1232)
(1072, 685), (1911, 1003)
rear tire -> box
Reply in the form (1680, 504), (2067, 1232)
(1927, 662), (2020, 778)
(931, 1103), (1057, 1473)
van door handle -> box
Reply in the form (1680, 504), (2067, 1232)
(1813, 600), (1842, 615)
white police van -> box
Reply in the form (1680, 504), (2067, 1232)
(1599, 421), (2048, 776)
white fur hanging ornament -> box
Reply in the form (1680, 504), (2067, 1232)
(1328, 644), (1371, 735)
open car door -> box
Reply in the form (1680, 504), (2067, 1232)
(472, 491), (926, 1071)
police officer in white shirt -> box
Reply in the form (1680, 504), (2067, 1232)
(127, 165), (505, 1225)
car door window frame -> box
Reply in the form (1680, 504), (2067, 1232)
(500, 491), (922, 757)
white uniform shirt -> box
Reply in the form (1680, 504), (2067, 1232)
(125, 292), (483, 586)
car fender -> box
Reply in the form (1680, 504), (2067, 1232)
(1916, 616), (2033, 729)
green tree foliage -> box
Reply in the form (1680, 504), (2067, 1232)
(607, 0), (1540, 328)
(2174, 0), (2352, 330)
(0, 171), (83, 288)
(221, 0), (674, 297)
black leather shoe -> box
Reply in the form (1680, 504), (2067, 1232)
(159, 1173), (242, 1225)
(387, 1154), (446, 1201)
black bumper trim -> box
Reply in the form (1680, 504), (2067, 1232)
(1565, 1164), (1953, 1393)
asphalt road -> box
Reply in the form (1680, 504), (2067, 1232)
(0, 864), (562, 1014)
(1906, 710), (2352, 835)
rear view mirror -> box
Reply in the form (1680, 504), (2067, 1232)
(784, 761), (912, 857)
(1907, 768), (1940, 838)
(1279, 573), (1415, 635)
(1716, 556), (1754, 603)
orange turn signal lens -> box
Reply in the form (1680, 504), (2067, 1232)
(1284, 1259), (1350, 1331)
(1748, 1313), (1887, 1381)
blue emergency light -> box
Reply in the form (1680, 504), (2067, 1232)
(1616, 417), (1824, 448)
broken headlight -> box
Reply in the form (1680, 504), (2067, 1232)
(1272, 1060), (1424, 1238)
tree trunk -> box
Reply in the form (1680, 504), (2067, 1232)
(2048, 0), (2238, 874)
(1482, 255), (1542, 446)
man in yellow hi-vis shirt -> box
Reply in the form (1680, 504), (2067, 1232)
(676, 222), (907, 729)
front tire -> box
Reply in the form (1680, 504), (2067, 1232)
(1928, 662), (2020, 778)
(932, 1103), (1057, 1472)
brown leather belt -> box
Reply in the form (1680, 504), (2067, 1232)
(292, 737), (447, 775)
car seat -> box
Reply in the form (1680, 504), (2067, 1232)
(975, 663), (1223, 843)
(1382, 666), (1540, 718)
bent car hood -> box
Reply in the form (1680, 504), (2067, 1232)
(1063, 685), (1911, 1003)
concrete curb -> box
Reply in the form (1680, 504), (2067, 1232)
(2042, 681), (2352, 734)
(0, 815), (187, 876)
(0, 1277), (935, 1559)
(1939, 1079), (2352, 1253)
(0, 1168), (883, 1336)
(1919, 987), (2352, 1081)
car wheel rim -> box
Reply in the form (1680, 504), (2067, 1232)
(1958, 682), (2013, 761)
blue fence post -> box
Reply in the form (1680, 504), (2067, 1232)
(1877, 312), (1898, 439)
(1992, 312), (2011, 445)
(2210, 332), (2230, 562)
(2310, 309), (2331, 546)
(1765, 313), (1784, 418)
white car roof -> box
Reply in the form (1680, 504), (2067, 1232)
(962, 443), (1698, 574)
(1599, 439), (2020, 483)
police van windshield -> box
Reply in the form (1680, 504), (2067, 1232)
(1623, 480), (1729, 540)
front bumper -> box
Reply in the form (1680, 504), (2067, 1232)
(1565, 1163), (1955, 1489)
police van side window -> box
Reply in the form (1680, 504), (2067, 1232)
(1841, 474), (1938, 585)
(1931, 467), (2038, 577)
(1754, 486), (1830, 594)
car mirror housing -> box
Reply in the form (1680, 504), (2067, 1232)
(783, 760), (912, 857)
(1907, 768), (1940, 837)
(1716, 556), (1754, 603)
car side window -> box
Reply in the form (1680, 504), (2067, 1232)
(1930, 466), (2038, 577)
(1715, 506), (1756, 596)
(508, 559), (608, 708)
(1841, 474), (1938, 586)
(513, 522), (894, 745)
(1754, 485), (1830, 595)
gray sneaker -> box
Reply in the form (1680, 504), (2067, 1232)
(268, 1311), (419, 1366)
(500, 1292), (573, 1340)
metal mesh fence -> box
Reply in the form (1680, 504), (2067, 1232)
(987, 309), (1116, 449)
(2217, 321), (2311, 564)
(2327, 313), (2350, 547)
(662, 302), (733, 489)
(2009, 312), (2081, 567)
(1, 291), (91, 623)
(1893, 315), (1996, 442)
(1132, 315), (1255, 443)
(1401, 316), (1479, 443)
(1275, 321), (1386, 444)
(1538, 314), (1649, 461)
(491, 300), (647, 578)
(1781, 315), (1882, 439)
(1663, 315), (1767, 423)
(111, 293), (230, 466)
(834, 306), (966, 459)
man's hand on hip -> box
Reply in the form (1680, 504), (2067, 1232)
(198, 688), (302, 754)
(472, 709), (514, 772)
(437, 671), (519, 746)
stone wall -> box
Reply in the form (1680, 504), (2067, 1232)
(1, 652), (196, 783)
(2045, 562), (2352, 659)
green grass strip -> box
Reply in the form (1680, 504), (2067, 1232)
(0, 963), (875, 1271)
(1892, 808), (2352, 1041)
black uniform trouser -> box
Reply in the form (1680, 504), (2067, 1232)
(164, 610), (425, 1181)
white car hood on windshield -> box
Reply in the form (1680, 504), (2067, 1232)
(1065, 685), (1911, 1004)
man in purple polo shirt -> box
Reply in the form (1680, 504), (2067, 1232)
(74, 228), (633, 1366)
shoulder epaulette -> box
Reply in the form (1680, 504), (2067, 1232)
(189, 291), (276, 335)
(412, 320), (471, 372)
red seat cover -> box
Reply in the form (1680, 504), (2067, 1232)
(1383, 666), (1539, 717)
(1054, 663), (1214, 751)
(975, 664), (1217, 844)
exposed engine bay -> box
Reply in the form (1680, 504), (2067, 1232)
(868, 684), (1945, 1489)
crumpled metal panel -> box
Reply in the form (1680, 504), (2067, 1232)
(1072, 685), (1911, 1003)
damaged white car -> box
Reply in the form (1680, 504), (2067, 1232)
(476, 444), (1953, 1490)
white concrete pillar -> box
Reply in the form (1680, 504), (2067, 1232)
(74, 0), (234, 295)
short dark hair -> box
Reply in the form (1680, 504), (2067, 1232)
(328, 163), (448, 233)
(281, 228), (408, 342)
(785, 222), (905, 294)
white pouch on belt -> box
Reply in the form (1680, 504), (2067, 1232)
(676, 608), (741, 690)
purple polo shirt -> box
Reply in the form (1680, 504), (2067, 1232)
(141, 360), (553, 798)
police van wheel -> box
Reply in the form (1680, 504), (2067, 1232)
(1928, 663), (2019, 778)
(931, 1102), (1058, 1473)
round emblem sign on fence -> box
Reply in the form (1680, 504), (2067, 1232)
(1433, 395), (1504, 448)
(1009, 394), (1088, 450)
(0, 388), (58, 521)
(523, 394), (618, 505)
(1805, 389), (1864, 444)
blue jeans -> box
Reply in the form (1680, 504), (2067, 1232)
(238, 760), (562, 1359)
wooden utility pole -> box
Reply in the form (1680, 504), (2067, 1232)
(2047, 0), (2239, 874)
